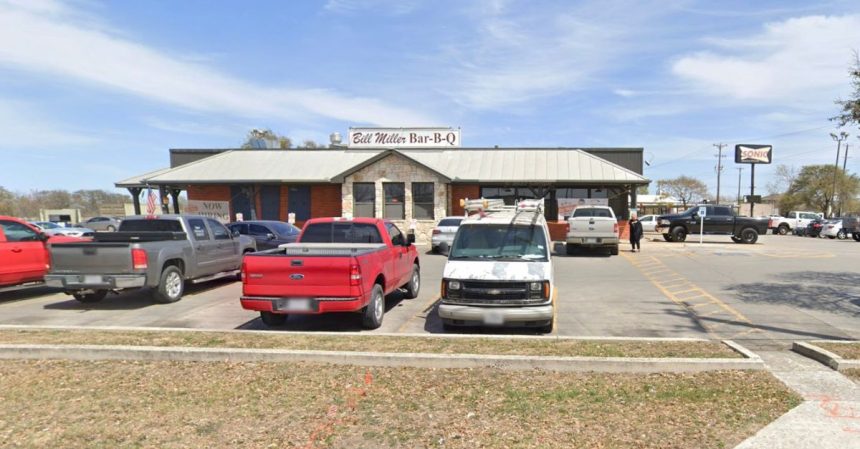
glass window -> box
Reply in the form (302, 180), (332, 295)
(383, 183), (405, 220)
(119, 219), (183, 232)
(480, 186), (517, 205)
(449, 224), (548, 261)
(387, 223), (405, 246)
(300, 222), (382, 244)
(270, 222), (299, 236)
(207, 219), (230, 240)
(438, 218), (463, 227)
(0, 221), (40, 242)
(590, 188), (608, 199)
(188, 219), (210, 240)
(412, 182), (434, 220)
(227, 223), (247, 235)
(249, 224), (270, 236)
(714, 207), (732, 216)
(556, 188), (588, 199)
(573, 208), (613, 218)
(354, 183), (375, 218)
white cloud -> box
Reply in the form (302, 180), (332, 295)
(0, 0), (433, 126)
(672, 15), (860, 102)
(324, 0), (421, 15)
(437, 1), (678, 109)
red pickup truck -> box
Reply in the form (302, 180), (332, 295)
(0, 216), (80, 289)
(241, 218), (421, 328)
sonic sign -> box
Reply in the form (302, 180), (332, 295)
(735, 144), (773, 164)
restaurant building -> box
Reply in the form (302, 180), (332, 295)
(116, 128), (650, 242)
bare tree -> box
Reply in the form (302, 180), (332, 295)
(766, 164), (799, 196)
(241, 129), (292, 149)
(833, 52), (860, 132)
(656, 176), (708, 209)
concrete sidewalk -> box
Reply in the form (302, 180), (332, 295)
(735, 351), (860, 449)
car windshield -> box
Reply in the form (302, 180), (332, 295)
(449, 224), (548, 261)
(573, 208), (613, 218)
(37, 222), (61, 229)
(438, 218), (463, 227)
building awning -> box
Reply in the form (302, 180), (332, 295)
(119, 147), (649, 186)
(115, 167), (173, 188)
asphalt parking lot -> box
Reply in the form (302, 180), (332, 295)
(1, 234), (858, 348)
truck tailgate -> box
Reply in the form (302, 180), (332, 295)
(48, 242), (134, 274)
(568, 217), (617, 238)
(243, 244), (385, 298)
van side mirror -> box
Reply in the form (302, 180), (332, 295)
(266, 233), (276, 240)
(232, 230), (240, 238)
(407, 234), (416, 245)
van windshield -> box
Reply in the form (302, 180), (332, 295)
(449, 224), (548, 261)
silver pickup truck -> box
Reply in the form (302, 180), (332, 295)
(565, 205), (620, 255)
(45, 215), (255, 303)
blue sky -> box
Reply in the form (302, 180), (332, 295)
(1, 0), (859, 198)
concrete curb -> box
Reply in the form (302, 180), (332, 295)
(792, 341), (860, 372)
(0, 342), (764, 373)
(0, 324), (710, 342)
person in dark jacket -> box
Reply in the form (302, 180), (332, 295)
(629, 215), (644, 252)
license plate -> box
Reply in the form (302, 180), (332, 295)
(483, 310), (504, 325)
(274, 298), (312, 312)
(84, 275), (103, 284)
(584, 238), (598, 243)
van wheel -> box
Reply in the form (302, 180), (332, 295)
(404, 265), (420, 299)
(260, 311), (287, 326)
(153, 265), (184, 303)
(538, 320), (553, 334)
(362, 284), (385, 329)
(778, 224), (789, 235)
(741, 228), (759, 244)
(73, 290), (107, 303)
(671, 226), (687, 242)
(662, 234), (674, 242)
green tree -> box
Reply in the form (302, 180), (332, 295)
(241, 128), (292, 149)
(781, 165), (860, 215)
(0, 186), (16, 216)
(636, 185), (649, 195)
(656, 176), (708, 209)
(833, 53), (860, 132)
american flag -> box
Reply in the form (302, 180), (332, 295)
(145, 187), (158, 216)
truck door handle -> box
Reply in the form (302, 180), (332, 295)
(196, 246), (203, 250)
(11, 248), (22, 253)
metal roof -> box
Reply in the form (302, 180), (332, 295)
(115, 167), (173, 188)
(122, 147), (649, 186)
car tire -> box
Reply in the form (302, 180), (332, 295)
(731, 236), (743, 243)
(609, 245), (619, 256)
(430, 245), (438, 254)
(740, 228), (758, 244)
(260, 311), (287, 326)
(671, 226), (687, 242)
(72, 290), (107, 303)
(438, 242), (449, 254)
(827, 235), (836, 239)
(152, 265), (184, 303)
(404, 265), (420, 299)
(362, 284), (385, 329)
(662, 234), (674, 242)
(778, 224), (789, 235)
(854, 233), (860, 242)
(837, 230), (847, 240)
(106, 225), (116, 232)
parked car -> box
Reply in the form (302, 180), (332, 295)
(821, 219), (849, 239)
(638, 215), (659, 233)
(805, 218), (825, 238)
(841, 217), (860, 241)
(83, 216), (122, 232)
(45, 215), (254, 303)
(769, 211), (822, 235)
(431, 217), (464, 254)
(565, 205), (619, 255)
(31, 221), (94, 238)
(1, 216), (82, 289)
(656, 205), (769, 244)
(241, 217), (420, 328)
(227, 220), (301, 251)
(439, 199), (554, 333)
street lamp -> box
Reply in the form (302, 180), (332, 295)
(829, 131), (849, 217)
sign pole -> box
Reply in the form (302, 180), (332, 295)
(750, 164), (755, 217)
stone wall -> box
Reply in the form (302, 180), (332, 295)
(343, 153), (448, 244)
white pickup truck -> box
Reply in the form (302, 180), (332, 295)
(565, 205), (619, 255)
(439, 199), (554, 333)
(769, 211), (822, 235)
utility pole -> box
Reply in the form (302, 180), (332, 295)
(843, 143), (850, 172)
(713, 143), (727, 203)
(737, 167), (743, 206)
(829, 132), (848, 218)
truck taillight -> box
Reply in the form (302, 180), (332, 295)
(349, 263), (361, 286)
(614, 223), (619, 235)
(132, 248), (148, 270)
(432, 229), (441, 235)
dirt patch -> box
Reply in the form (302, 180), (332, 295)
(0, 360), (798, 449)
(815, 342), (860, 360)
(843, 369), (860, 384)
(0, 329), (741, 358)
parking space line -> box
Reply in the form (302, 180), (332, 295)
(395, 294), (440, 333)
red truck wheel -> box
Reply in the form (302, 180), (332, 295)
(404, 265), (420, 299)
(362, 284), (385, 329)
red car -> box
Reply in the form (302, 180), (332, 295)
(241, 217), (421, 328)
(0, 216), (81, 289)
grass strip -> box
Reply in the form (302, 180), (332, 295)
(0, 328), (742, 358)
(0, 360), (798, 449)
(843, 369), (860, 384)
(815, 342), (860, 360)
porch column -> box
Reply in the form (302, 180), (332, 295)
(128, 187), (142, 215)
(170, 188), (182, 214)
